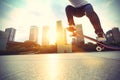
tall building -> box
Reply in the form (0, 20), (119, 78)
(72, 24), (84, 46)
(56, 20), (72, 53)
(106, 27), (120, 44)
(106, 30), (114, 44)
(56, 21), (64, 52)
(42, 26), (49, 45)
(5, 28), (16, 42)
(29, 26), (39, 43)
(0, 30), (8, 50)
(112, 27), (120, 44)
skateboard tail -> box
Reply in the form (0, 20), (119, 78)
(84, 35), (120, 50)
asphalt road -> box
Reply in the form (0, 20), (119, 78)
(0, 51), (120, 80)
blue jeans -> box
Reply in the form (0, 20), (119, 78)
(65, 4), (104, 34)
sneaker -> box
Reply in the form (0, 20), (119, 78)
(96, 33), (106, 42)
(66, 25), (76, 32)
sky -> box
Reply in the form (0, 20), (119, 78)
(0, 0), (120, 44)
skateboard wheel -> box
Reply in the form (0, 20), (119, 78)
(96, 46), (103, 52)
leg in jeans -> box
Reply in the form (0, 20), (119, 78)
(65, 4), (106, 41)
(84, 4), (104, 35)
(65, 5), (85, 32)
(65, 5), (85, 25)
(65, 4), (104, 34)
(65, 5), (76, 26)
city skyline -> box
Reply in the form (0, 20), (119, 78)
(0, 0), (120, 43)
(2, 22), (120, 45)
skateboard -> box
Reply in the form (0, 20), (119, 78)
(69, 32), (120, 52)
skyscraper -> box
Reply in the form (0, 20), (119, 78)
(56, 20), (72, 53)
(106, 27), (120, 44)
(73, 24), (84, 46)
(106, 30), (114, 44)
(56, 21), (64, 44)
(5, 28), (16, 42)
(0, 30), (8, 50)
(29, 26), (39, 43)
(112, 27), (120, 44)
(42, 26), (49, 45)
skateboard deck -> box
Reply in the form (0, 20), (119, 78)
(70, 32), (120, 51)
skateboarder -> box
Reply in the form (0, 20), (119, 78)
(65, 0), (106, 42)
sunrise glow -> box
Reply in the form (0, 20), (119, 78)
(0, 0), (120, 44)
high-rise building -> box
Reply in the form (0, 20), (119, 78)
(112, 27), (120, 44)
(73, 24), (84, 46)
(29, 26), (39, 43)
(106, 27), (120, 44)
(56, 20), (72, 53)
(0, 30), (8, 50)
(56, 21), (64, 52)
(106, 30), (114, 44)
(5, 28), (16, 42)
(42, 26), (49, 45)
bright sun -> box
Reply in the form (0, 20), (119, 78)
(47, 28), (72, 45)
(48, 30), (57, 45)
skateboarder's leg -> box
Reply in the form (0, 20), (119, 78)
(65, 5), (75, 26)
(65, 5), (84, 32)
(84, 4), (106, 41)
(84, 4), (103, 34)
(65, 5), (76, 32)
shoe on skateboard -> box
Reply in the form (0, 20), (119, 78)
(96, 33), (106, 42)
